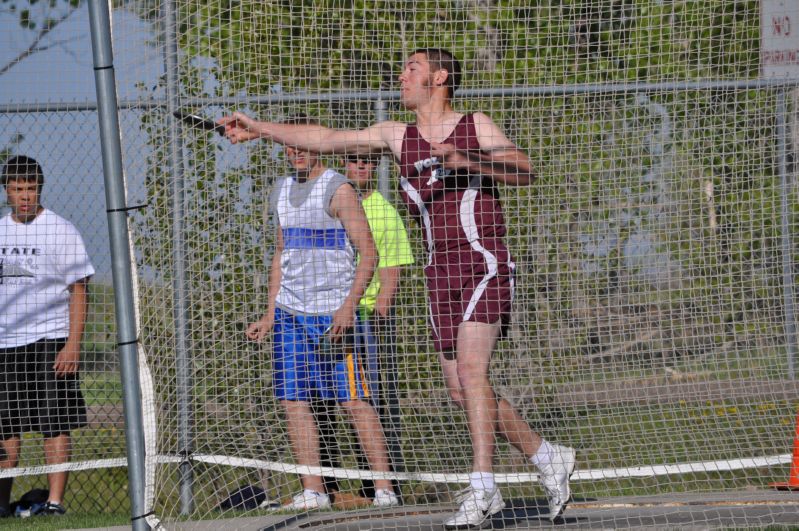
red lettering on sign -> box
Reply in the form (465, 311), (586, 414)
(773, 15), (792, 36)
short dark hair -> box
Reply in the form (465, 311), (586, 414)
(413, 48), (462, 97)
(2, 155), (44, 189)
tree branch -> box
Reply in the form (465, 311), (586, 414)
(0, 7), (80, 77)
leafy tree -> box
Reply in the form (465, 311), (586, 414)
(0, 133), (24, 167)
(0, 0), (85, 76)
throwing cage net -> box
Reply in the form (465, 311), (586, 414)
(84, 0), (799, 527)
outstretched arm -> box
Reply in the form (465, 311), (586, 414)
(219, 111), (405, 156)
(430, 112), (535, 186)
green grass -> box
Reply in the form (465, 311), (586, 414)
(10, 430), (129, 517)
(83, 283), (116, 353)
(81, 282), (123, 406)
(81, 372), (123, 407)
(3, 282), (129, 520)
(69, 279), (796, 519)
(0, 513), (129, 530)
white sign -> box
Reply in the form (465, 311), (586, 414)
(762, 0), (799, 78)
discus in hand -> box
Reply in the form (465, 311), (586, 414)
(172, 110), (226, 136)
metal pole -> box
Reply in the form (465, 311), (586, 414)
(5, 78), (799, 115)
(373, 99), (391, 200)
(175, 77), (799, 108)
(86, 1), (148, 529)
(778, 90), (798, 379)
(161, 0), (194, 514)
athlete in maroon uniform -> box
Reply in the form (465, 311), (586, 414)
(220, 48), (576, 528)
(399, 113), (514, 353)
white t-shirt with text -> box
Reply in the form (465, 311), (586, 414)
(0, 208), (95, 348)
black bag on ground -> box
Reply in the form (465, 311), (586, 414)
(9, 488), (48, 512)
(217, 485), (266, 511)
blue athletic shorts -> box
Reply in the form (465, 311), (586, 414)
(273, 307), (370, 402)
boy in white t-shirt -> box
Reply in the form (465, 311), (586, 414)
(0, 156), (95, 518)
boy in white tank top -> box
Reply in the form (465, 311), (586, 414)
(246, 131), (399, 511)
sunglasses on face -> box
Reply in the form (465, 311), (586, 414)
(346, 156), (380, 164)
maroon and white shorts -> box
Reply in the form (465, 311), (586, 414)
(424, 254), (514, 354)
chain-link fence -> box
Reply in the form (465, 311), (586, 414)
(0, 108), (128, 516)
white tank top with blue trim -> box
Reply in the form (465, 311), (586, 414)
(273, 168), (355, 314)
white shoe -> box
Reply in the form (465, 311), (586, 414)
(263, 489), (331, 511)
(538, 444), (576, 521)
(452, 485), (473, 504)
(444, 487), (505, 529)
(373, 488), (400, 507)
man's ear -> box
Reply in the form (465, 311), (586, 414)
(433, 68), (449, 88)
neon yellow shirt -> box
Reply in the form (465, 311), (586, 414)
(359, 191), (414, 311)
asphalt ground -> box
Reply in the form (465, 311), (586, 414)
(84, 490), (799, 530)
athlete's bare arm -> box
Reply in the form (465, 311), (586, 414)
(246, 228), (283, 342)
(375, 266), (402, 318)
(219, 111), (407, 157)
(56, 278), (89, 377)
(328, 183), (378, 339)
(429, 112), (535, 186)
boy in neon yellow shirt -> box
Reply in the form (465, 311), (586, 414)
(353, 159), (414, 319)
(347, 154), (413, 394)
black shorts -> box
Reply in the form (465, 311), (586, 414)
(0, 338), (87, 440)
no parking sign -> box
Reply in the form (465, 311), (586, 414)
(762, 0), (799, 78)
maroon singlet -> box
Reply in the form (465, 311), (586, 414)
(398, 113), (514, 352)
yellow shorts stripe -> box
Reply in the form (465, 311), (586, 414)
(359, 363), (370, 398)
(346, 353), (357, 398)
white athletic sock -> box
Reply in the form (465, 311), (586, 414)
(469, 471), (496, 492)
(530, 439), (555, 468)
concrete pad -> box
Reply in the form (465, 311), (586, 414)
(74, 490), (799, 530)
